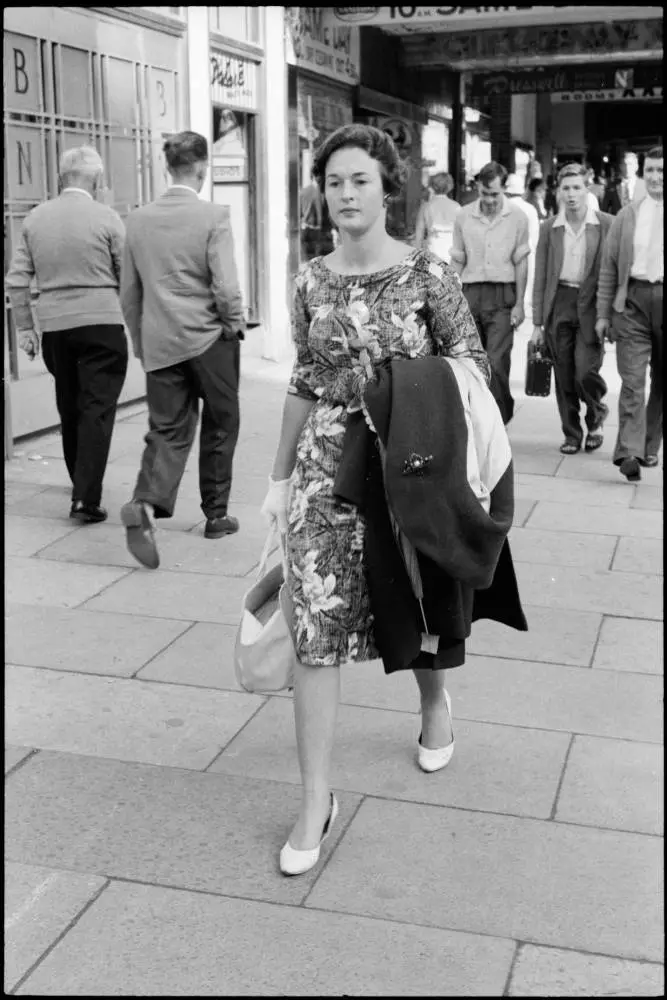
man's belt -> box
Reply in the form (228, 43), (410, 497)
(558, 280), (580, 289)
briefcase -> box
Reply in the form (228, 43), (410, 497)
(525, 342), (553, 397)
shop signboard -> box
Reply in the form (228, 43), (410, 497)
(332, 6), (662, 33)
(471, 63), (663, 97)
(210, 50), (258, 111)
(401, 17), (663, 68)
(285, 7), (360, 87)
(552, 86), (663, 103)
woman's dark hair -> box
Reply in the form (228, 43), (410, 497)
(528, 177), (545, 193)
(312, 124), (408, 198)
(163, 131), (208, 172)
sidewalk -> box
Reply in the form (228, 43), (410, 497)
(4, 330), (664, 997)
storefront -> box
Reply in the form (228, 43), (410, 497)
(285, 7), (359, 272)
(210, 45), (261, 323)
(4, 5), (187, 442)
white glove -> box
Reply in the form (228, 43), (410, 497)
(260, 475), (292, 534)
(18, 330), (40, 360)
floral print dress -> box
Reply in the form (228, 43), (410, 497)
(285, 248), (490, 667)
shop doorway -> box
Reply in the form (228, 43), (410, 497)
(211, 106), (258, 323)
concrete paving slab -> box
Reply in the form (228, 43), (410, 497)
(4, 482), (49, 505)
(513, 497), (536, 527)
(556, 735), (663, 835)
(467, 605), (601, 666)
(136, 622), (245, 691)
(593, 617), (663, 674)
(306, 798), (663, 962)
(508, 527), (616, 570)
(210, 696), (570, 819)
(4, 485), (205, 532)
(4, 455), (72, 489)
(508, 944), (665, 997)
(5, 515), (79, 558)
(4, 751), (361, 905)
(526, 501), (663, 538)
(5, 557), (131, 609)
(5, 665), (261, 770)
(14, 882), (515, 998)
(514, 563), (662, 618)
(556, 455), (662, 484)
(34, 504), (270, 578)
(5, 603), (191, 676)
(515, 473), (633, 507)
(442, 656), (662, 743)
(4, 862), (107, 993)
(631, 485), (663, 511)
(5, 746), (35, 774)
(612, 536), (663, 575)
(81, 568), (249, 624)
(510, 449), (563, 477)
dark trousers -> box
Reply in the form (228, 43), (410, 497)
(612, 279), (663, 463)
(463, 282), (515, 424)
(41, 325), (128, 506)
(547, 285), (608, 446)
(134, 335), (241, 520)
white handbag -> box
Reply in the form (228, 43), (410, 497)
(234, 525), (296, 694)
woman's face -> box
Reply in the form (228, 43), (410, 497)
(324, 145), (386, 235)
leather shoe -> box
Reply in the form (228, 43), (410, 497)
(638, 455), (659, 468)
(619, 457), (641, 482)
(69, 502), (108, 523)
(418, 690), (455, 773)
(121, 501), (159, 569)
(204, 515), (239, 539)
(280, 794), (339, 876)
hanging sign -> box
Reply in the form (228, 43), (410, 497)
(286, 7), (360, 87)
(552, 87), (663, 103)
(471, 63), (663, 97)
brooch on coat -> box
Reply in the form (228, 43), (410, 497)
(402, 452), (433, 477)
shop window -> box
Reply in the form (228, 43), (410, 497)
(209, 7), (260, 45)
(4, 28), (181, 380)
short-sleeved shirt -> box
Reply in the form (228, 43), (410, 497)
(450, 196), (531, 284)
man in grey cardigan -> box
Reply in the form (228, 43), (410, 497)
(596, 145), (663, 482)
(120, 131), (245, 569)
(6, 146), (128, 522)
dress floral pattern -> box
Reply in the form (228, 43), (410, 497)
(285, 248), (490, 666)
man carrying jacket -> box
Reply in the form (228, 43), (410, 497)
(532, 162), (613, 455)
(120, 130), (245, 568)
(596, 145), (663, 482)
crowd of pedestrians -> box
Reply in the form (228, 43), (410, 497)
(5, 127), (663, 875)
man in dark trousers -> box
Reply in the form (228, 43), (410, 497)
(597, 145), (663, 482)
(450, 161), (530, 424)
(6, 146), (128, 522)
(531, 163), (613, 455)
(120, 131), (245, 568)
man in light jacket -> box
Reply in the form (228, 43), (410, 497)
(504, 173), (539, 312)
(6, 146), (128, 523)
(532, 163), (613, 455)
(120, 130), (245, 568)
(596, 145), (663, 482)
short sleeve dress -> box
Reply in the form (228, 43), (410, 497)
(285, 248), (490, 667)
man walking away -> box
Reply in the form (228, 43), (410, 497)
(120, 130), (245, 568)
(6, 146), (128, 523)
(596, 145), (663, 483)
(450, 161), (530, 424)
(531, 163), (612, 455)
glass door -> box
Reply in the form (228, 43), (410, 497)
(211, 106), (258, 323)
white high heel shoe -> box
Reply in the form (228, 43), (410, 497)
(417, 689), (455, 773)
(279, 793), (339, 876)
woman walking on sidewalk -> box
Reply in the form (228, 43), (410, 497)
(262, 124), (526, 877)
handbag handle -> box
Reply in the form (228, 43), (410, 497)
(256, 521), (286, 581)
